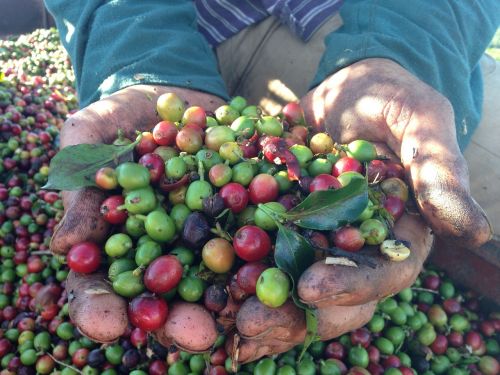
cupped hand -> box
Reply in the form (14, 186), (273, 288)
(227, 58), (491, 363)
(301, 58), (491, 248)
(51, 85), (225, 347)
(229, 162), (433, 363)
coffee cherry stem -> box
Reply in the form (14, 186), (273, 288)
(132, 266), (145, 277)
(210, 222), (232, 242)
(198, 160), (205, 182)
(410, 287), (440, 295)
(214, 208), (230, 220)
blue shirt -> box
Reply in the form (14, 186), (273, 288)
(194, 0), (343, 46)
(44, 0), (500, 149)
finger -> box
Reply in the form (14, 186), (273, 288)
(153, 302), (218, 353)
(60, 86), (227, 147)
(316, 301), (376, 341)
(301, 59), (492, 248)
(229, 300), (375, 363)
(399, 102), (493, 248)
(298, 212), (433, 307)
(226, 334), (296, 364)
(66, 271), (128, 343)
(236, 297), (306, 342)
(50, 189), (109, 255)
(228, 297), (305, 363)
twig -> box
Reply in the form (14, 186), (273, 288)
(30, 250), (52, 256)
(47, 353), (83, 374)
(411, 287), (439, 294)
(232, 333), (240, 372)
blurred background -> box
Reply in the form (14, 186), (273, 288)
(0, 0), (54, 38)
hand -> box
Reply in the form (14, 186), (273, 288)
(226, 58), (491, 363)
(302, 58), (491, 248)
(51, 85), (226, 349)
(228, 159), (432, 363)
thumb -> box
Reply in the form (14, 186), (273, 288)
(50, 189), (109, 254)
(400, 97), (492, 248)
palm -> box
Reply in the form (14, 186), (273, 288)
(230, 58), (490, 363)
(300, 58), (490, 248)
(51, 85), (225, 346)
(230, 150), (433, 363)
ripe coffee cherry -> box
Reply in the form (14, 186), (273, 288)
(144, 255), (183, 293)
(130, 327), (148, 348)
(309, 174), (342, 192)
(233, 225), (272, 262)
(383, 195), (405, 221)
(135, 132), (158, 156)
(236, 262), (269, 294)
(333, 157), (363, 176)
(100, 195), (127, 224)
(219, 182), (249, 213)
(325, 342), (346, 360)
(248, 174), (279, 204)
(350, 328), (371, 348)
(128, 295), (168, 331)
(95, 167), (118, 190)
(465, 331), (483, 350)
(430, 334), (448, 355)
(282, 102), (305, 126)
(153, 120), (178, 146)
(138, 153), (165, 183)
(203, 284), (228, 312)
(67, 242), (101, 274)
(182, 106), (207, 128)
(332, 226), (365, 252)
(385, 161), (405, 179)
(424, 274), (441, 290)
(367, 160), (387, 183)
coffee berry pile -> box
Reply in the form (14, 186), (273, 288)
(0, 29), (498, 375)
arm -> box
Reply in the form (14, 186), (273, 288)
(233, 2), (497, 363)
(312, 0), (500, 149)
(304, 0), (497, 248)
(44, 0), (228, 347)
(44, 0), (229, 107)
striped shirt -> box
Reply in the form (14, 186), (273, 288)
(194, 0), (343, 46)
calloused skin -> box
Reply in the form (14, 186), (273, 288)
(51, 58), (491, 363)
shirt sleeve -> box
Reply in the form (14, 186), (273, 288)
(44, 0), (229, 108)
(311, 0), (500, 150)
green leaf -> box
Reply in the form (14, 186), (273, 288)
(274, 224), (315, 281)
(43, 141), (137, 191)
(284, 178), (368, 230)
(0, 72), (4, 82)
(274, 224), (318, 359)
